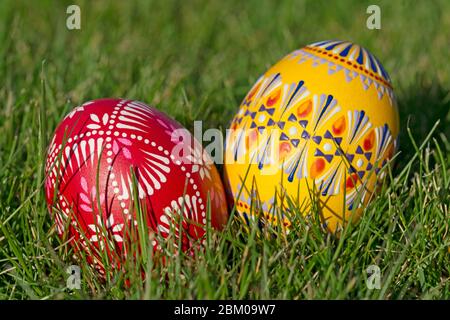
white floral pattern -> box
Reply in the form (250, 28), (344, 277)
(87, 213), (125, 249)
(158, 194), (204, 236)
(187, 141), (213, 180)
(63, 102), (91, 120)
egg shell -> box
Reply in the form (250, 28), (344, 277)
(44, 99), (228, 272)
(224, 40), (399, 233)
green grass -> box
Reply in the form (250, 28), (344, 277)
(0, 0), (449, 299)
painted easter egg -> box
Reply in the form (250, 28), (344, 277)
(224, 40), (399, 233)
(44, 99), (228, 272)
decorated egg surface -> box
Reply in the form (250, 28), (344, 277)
(45, 99), (228, 271)
(224, 40), (399, 233)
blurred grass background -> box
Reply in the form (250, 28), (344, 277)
(1, 0), (448, 135)
(0, 0), (449, 299)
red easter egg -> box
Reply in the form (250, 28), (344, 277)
(44, 99), (228, 273)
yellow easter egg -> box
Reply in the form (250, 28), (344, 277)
(224, 40), (399, 233)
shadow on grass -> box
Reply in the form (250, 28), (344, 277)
(395, 79), (450, 169)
